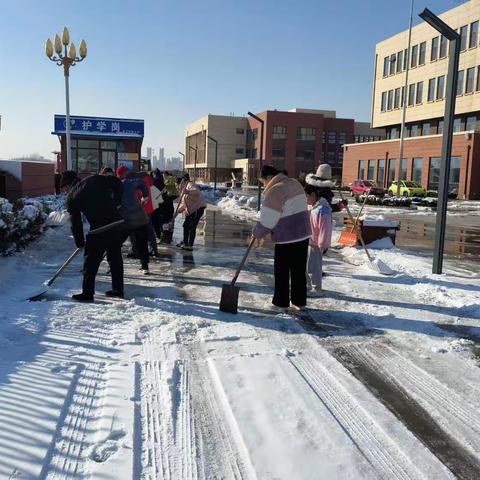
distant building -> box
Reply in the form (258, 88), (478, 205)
(158, 147), (165, 170)
(343, 0), (480, 199)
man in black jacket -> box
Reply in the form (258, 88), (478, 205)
(61, 170), (125, 302)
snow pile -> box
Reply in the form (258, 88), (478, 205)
(217, 192), (260, 220)
(0, 195), (65, 255)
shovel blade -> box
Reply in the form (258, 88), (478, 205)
(219, 284), (240, 314)
(28, 289), (48, 301)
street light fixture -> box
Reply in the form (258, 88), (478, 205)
(418, 8), (460, 274)
(178, 152), (185, 172)
(188, 145), (197, 182)
(207, 135), (218, 194)
(247, 111), (264, 211)
(46, 27), (87, 172)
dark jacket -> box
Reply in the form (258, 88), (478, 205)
(66, 174), (124, 248)
(120, 172), (150, 229)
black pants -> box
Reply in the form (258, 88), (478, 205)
(273, 239), (309, 308)
(122, 225), (149, 269)
(151, 208), (164, 239)
(83, 226), (124, 297)
(183, 208), (205, 247)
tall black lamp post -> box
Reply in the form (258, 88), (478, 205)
(247, 111), (264, 211)
(188, 145), (197, 181)
(207, 135), (218, 194)
(178, 151), (185, 172)
(419, 8), (460, 274)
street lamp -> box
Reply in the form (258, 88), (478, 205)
(189, 145), (197, 182)
(45, 27), (87, 172)
(178, 151), (185, 172)
(247, 111), (264, 211)
(207, 135), (218, 194)
(418, 8), (460, 274)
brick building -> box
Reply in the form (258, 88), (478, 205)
(343, 0), (480, 199)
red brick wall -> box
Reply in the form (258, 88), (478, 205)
(343, 133), (479, 199)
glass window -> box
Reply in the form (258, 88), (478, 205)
(396, 51), (403, 73)
(437, 76), (445, 100)
(358, 160), (366, 179)
(477, 67), (480, 91)
(419, 41), (426, 65)
(439, 36), (448, 58)
(411, 44), (418, 68)
(236, 128), (245, 134)
(236, 147), (244, 154)
(411, 124), (421, 137)
(466, 67), (475, 94)
(390, 54), (397, 75)
(408, 84), (415, 106)
(297, 127), (316, 140)
(460, 25), (468, 51)
(101, 151), (115, 170)
(428, 78), (435, 101)
(466, 115), (477, 131)
(390, 126), (399, 139)
(438, 120), (444, 135)
(453, 118), (463, 132)
(388, 159), (396, 184)
(470, 21), (478, 48)
(328, 132), (336, 144)
(367, 160), (375, 180)
(338, 132), (348, 145)
(394, 88), (401, 109)
(78, 139), (98, 148)
(416, 82), (423, 104)
(77, 149), (100, 173)
(272, 126), (286, 139)
(457, 70), (465, 96)
(431, 36), (439, 61)
(403, 49), (408, 70)
(429, 157), (441, 190)
(423, 122), (431, 135)
(383, 56), (389, 76)
(449, 157), (461, 194)
(377, 159), (385, 186)
(400, 158), (408, 180)
(100, 141), (116, 150)
(71, 139), (78, 147)
(412, 158), (423, 183)
(400, 86), (405, 107)
(387, 90), (393, 110)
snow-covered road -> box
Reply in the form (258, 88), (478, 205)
(0, 209), (479, 479)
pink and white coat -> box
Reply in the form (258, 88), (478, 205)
(309, 197), (333, 250)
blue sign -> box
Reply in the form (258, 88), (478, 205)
(54, 115), (144, 137)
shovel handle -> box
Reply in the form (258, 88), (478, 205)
(231, 237), (256, 286)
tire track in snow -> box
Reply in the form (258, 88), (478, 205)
(288, 354), (424, 480)
(39, 361), (107, 480)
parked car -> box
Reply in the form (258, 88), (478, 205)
(350, 180), (384, 196)
(387, 181), (426, 197)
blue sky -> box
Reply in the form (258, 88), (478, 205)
(0, 0), (458, 160)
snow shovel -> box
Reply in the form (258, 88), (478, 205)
(338, 194), (368, 247)
(165, 184), (187, 234)
(28, 219), (125, 301)
(219, 237), (256, 314)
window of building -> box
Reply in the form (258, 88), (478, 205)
(466, 115), (477, 131)
(338, 132), (348, 145)
(450, 157), (461, 194)
(470, 21), (478, 48)
(390, 126), (399, 139)
(429, 157), (441, 190)
(400, 159), (408, 180)
(77, 149), (100, 173)
(423, 122), (431, 135)
(236, 128), (245, 134)
(387, 90), (393, 110)
(437, 75), (445, 100)
(403, 48), (408, 70)
(236, 147), (244, 154)
(411, 124), (421, 137)
(367, 160), (375, 180)
(252, 148), (257, 158)
(412, 158), (423, 183)
(377, 159), (385, 186)
(297, 127), (316, 140)
(416, 82), (423, 104)
(358, 160), (366, 179)
(457, 70), (465, 96)
(272, 126), (286, 139)
(383, 56), (389, 77)
(390, 54), (397, 75)
(396, 51), (403, 73)
(411, 44), (418, 68)
(460, 25), (468, 51)
(394, 88), (401, 109)
(328, 132), (336, 144)
(438, 119), (444, 135)
(322, 131), (326, 143)
(439, 35), (448, 58)
(100, 141), (116, 150)
(388, 159), (396, 184)
(431, 36), (439, 61)
(466, 67), (475, 94)
(427, 78), (435, 101)
(453, 117), (464, 132)
(477, 66), (480, 91)
(408, 84), (415, 106)
(419, 41), (426, 65)
(78, 139), (98, 148)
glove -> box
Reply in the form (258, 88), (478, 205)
(74, 236), (85, 249)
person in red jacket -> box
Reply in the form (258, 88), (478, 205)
(136, 172), (158, 256)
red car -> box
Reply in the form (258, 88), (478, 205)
(350, 180), (384, 197)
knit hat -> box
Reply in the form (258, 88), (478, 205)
(260, 165), (280, 179)
(60, 170), (78, 187)
(116, 165), (129, 178)
(306, 164), (334, 188)
(316, 163), (332, 179)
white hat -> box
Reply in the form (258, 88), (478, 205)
(315, 163), (332, 180)
(305, 173), (334, 188)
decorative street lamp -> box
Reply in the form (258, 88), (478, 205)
(189, 145), (198, 181)
(45, 27), (87, 171)
(207, 135), (218, 194)
(178, 152), (185, 172)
